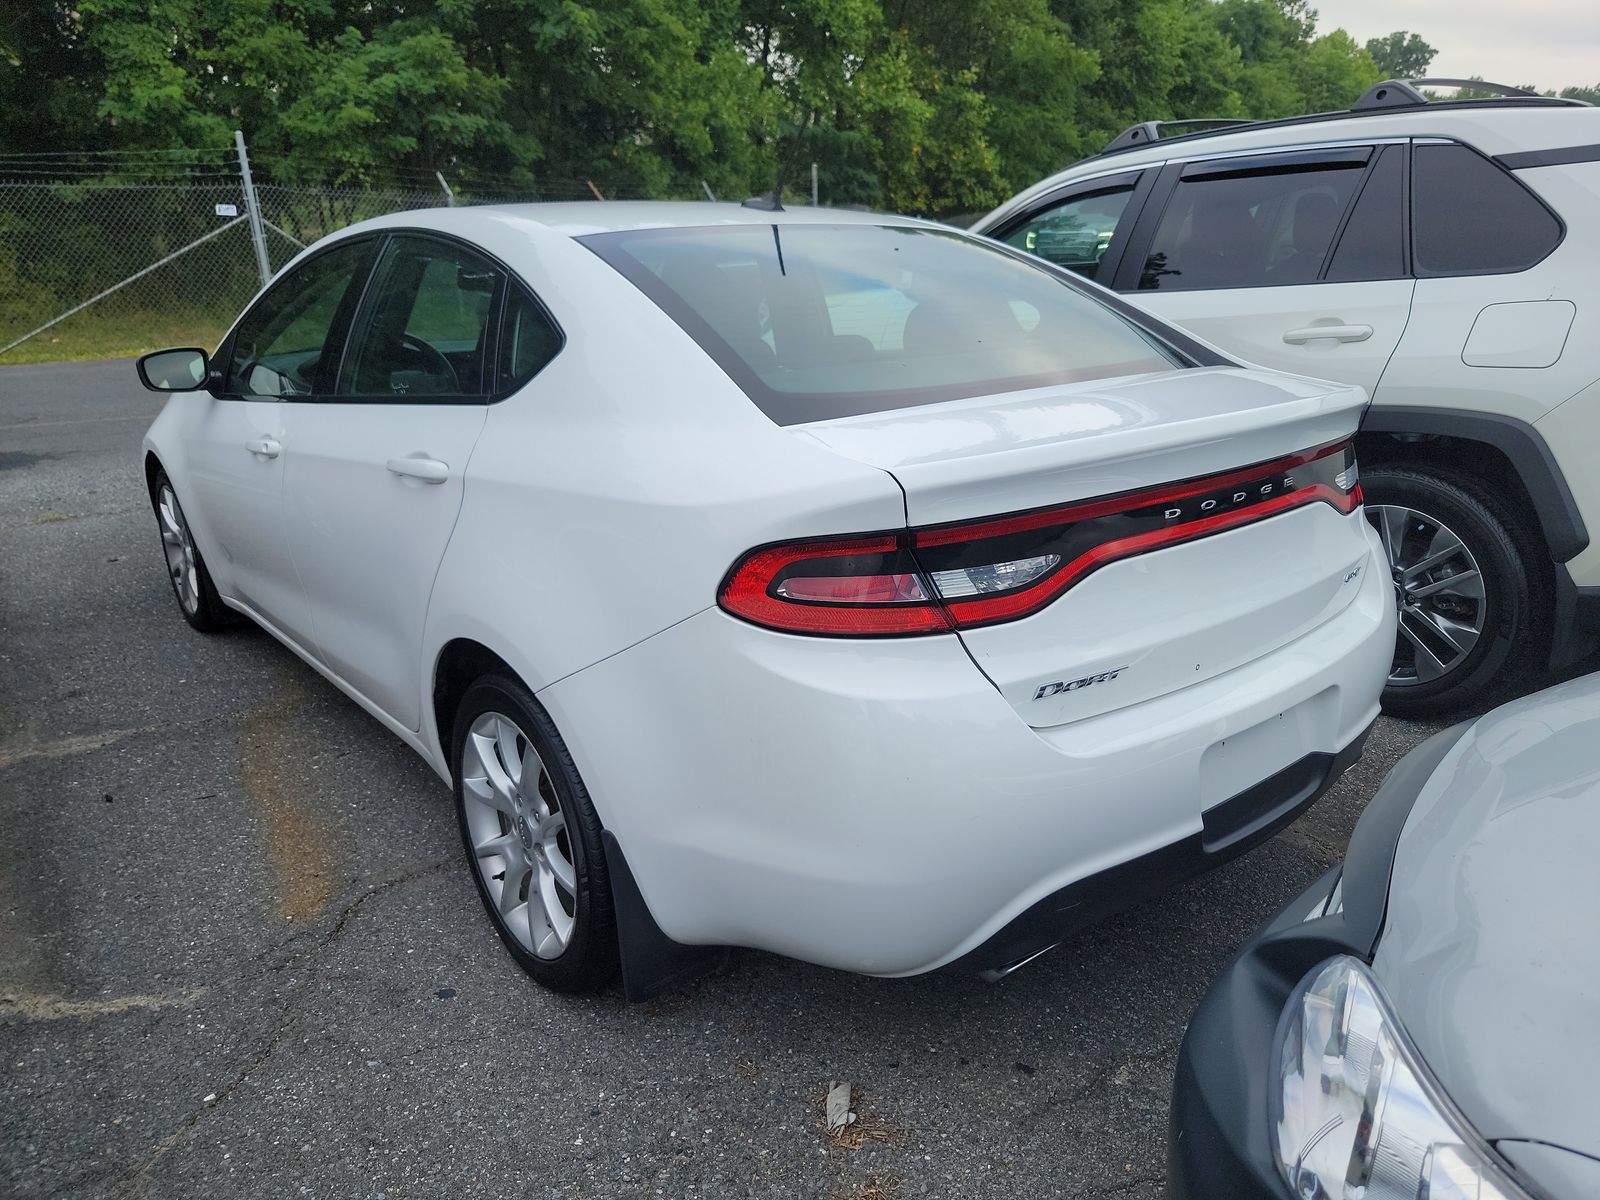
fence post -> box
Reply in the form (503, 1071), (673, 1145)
(234, 130), (272, 287)
(811, 162), (819, 206)
(435, 171), (456, 207)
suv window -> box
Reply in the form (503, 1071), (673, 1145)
(224, 239), (371, 396)
(1139, 161), (1365, 291)
(340, 235), (503, 398)
(497, 285), (563, 390)
(1412, 142), (1562, 275)
(999, 182), (1137, 282)
(1325, 144), (1405, 283)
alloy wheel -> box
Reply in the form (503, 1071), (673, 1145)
(460, 711), (578, 959)
(1367, 504), (1487, 687)
(157, 484), (200, 615)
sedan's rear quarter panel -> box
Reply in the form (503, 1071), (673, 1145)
(416, 214), (909, 758)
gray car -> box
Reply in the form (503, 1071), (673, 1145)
(1169, 675), (1600, 1199)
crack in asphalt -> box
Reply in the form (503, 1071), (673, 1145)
(108, 856), (453, 1199)
(1087, 1173), (1164, 1197)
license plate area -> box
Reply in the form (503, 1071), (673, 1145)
(1199, 687), (1338, 812)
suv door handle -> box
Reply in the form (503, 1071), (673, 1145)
(1282, 324), (1373, 345)
(245, 436), (281, 458)
(386, 456), (449, 484)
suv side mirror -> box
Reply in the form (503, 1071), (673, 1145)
(137, 347), (210, 393)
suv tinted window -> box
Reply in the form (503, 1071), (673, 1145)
(587, 224), (1177, 425)
(1139, 161), (1364, 291)
(340, 235), (503, 397)
(225, 239), (370, 396)
(1412, 143), (1562, 275)
(1325, 145), (1405, 283)
(1000, 183), (1137, 281)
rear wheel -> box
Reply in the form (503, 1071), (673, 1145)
(1362, 465), (1547, 718)
(151, 469), (232, 631)
(451, 675), (619, 992)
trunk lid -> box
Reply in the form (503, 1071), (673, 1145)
(793, 366), (1372, 727)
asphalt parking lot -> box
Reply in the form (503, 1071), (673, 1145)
(1, 359), (1503, 1198)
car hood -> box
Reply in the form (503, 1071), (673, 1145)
(1371, 674), (1600, 1161)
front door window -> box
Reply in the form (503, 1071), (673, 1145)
(224, 240), (371, 396)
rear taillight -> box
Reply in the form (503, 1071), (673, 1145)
(719, 440), (1361, 637)
(717, 534), (954, 635)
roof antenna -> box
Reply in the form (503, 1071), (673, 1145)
(742, 185), (784, 212)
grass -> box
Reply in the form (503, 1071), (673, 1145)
(0, 310), (230, 365)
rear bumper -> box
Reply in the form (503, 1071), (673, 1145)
(957, 724), (1370, 979)
(542, 528), (1393, 978)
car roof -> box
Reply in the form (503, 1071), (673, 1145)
(979, 102), (1600, 231)
(350, 201), (943, 241)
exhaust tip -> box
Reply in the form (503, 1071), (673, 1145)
(978, 941), (1060, 983)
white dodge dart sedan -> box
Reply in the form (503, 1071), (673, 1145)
(137, 202), (1394, 996)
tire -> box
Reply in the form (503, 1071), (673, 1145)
(150, 469), (233, 632)
(450, 675), (619, 993)
(1362, 465), (1549, 718)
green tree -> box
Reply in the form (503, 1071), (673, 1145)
(1, 0), (1467, 217)
(889, 0), (1098, 196)
(1299, 30), (1384, 113)
(1364, 30), (1436, 80)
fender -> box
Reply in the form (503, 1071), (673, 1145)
(1358, 405), (1588, 563)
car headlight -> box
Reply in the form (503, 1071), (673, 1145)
(1274, 956), (1528, 1200)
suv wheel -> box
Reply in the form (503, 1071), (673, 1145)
(1362, 466), (1547, 718)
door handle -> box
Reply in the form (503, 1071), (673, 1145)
(245, 436), (281, 458)
(1282, 324), (1374, 345)
(386, 456), (449, 484)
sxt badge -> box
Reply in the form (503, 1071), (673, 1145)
(1033, 666), (1129, 701)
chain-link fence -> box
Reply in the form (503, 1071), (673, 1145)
(0, 138), (669, 364)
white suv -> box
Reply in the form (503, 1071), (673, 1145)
(975, 80), (1600, 716)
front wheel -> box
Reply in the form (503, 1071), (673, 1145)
(150, 469), (232, 631)
(1362, 465), (1548, 718)
(451, 675), (619, 992)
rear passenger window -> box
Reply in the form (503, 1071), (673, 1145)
(1326, 145), (1406, 283)
(1139, 160), (1364, 291)
(1000, 183), (1138, 282)
(1412, 143), (1562, 275)
(497, 285), (563, 390)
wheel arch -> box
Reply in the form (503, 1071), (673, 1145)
(1356, 407), (1587, 564)
(430, 637), (521, 773)
(142, 450), (166, 505)
(430, 635), (724, 998)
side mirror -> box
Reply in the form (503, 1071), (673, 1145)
(137, 347), (210, 393)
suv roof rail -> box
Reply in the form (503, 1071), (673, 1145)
(1084, 87), (1588, 165)
(1353, 77), (1540, 110)
(1102, 119), (1257, 153)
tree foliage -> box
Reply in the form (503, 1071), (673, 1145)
(1363, 30), (1436, 80)
(0, 0), (1476, 216)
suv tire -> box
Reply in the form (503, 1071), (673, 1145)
(1362, 465), (1548, 718)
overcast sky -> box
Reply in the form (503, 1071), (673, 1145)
(1314, 0), (1599, 91)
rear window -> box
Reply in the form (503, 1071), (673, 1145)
(583, 223), (1179, 425)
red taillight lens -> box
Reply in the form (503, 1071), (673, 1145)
(717, 534), (953, 635)
(719, 440), (1360, 637)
